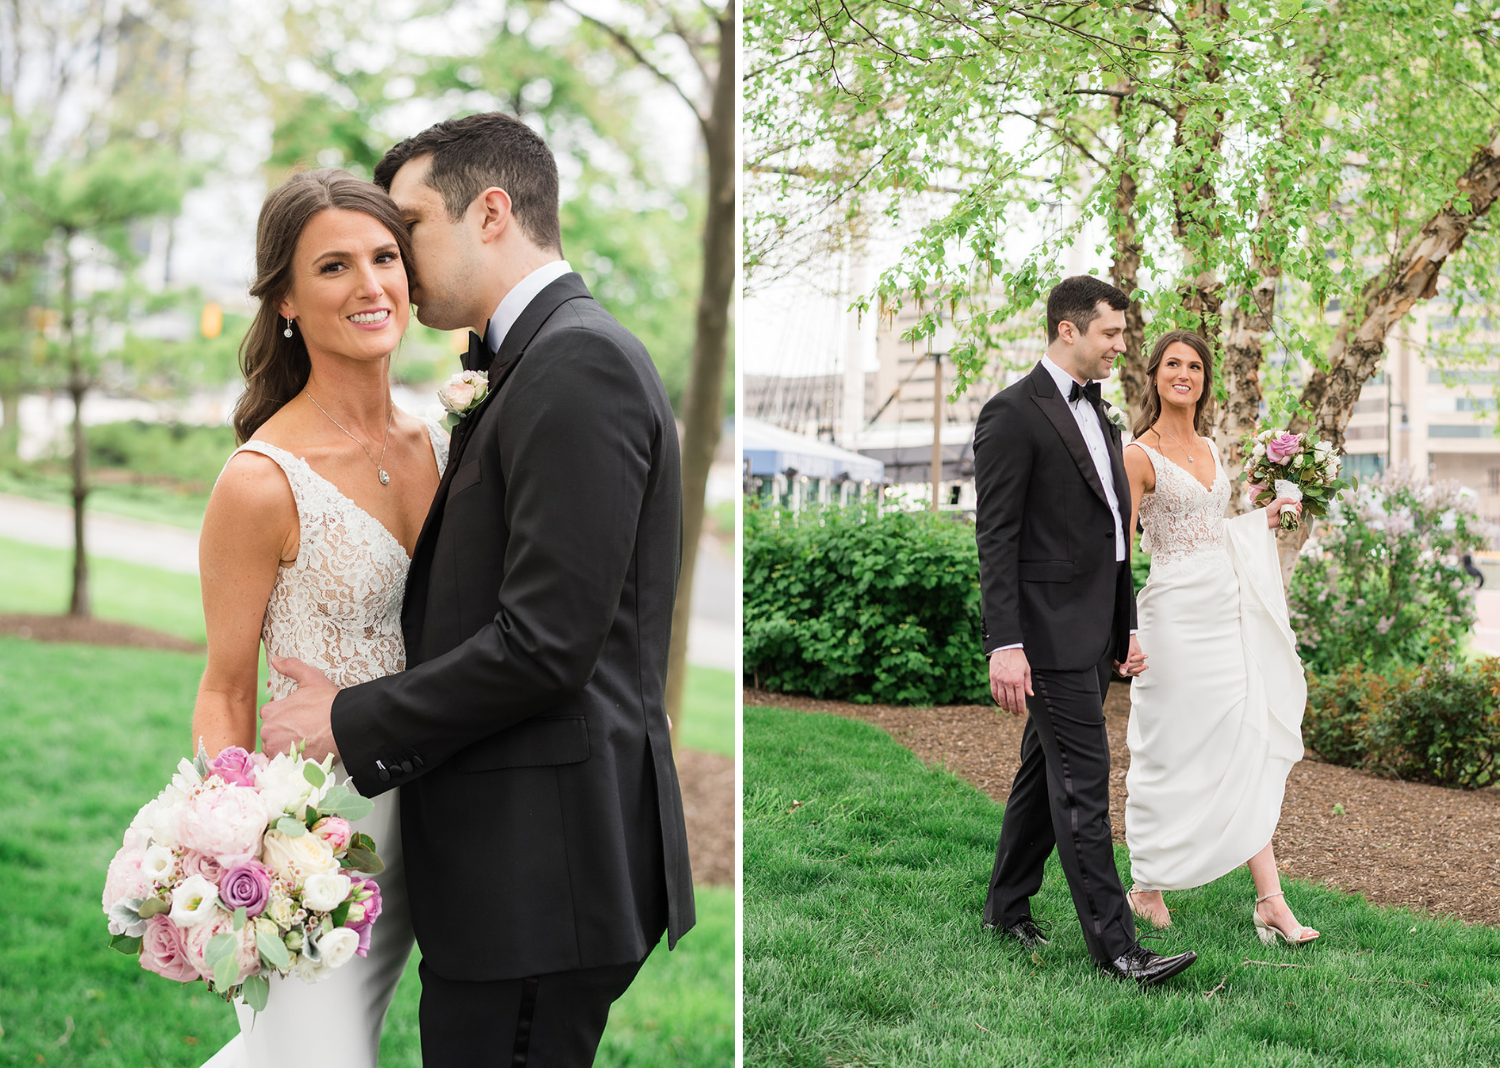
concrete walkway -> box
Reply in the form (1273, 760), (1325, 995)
(1469, 589), (1500, 657)
(0, 492), (737, 671)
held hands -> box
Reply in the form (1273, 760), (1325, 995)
(260, 656), (342, 764)
(989, 648), (1033, 716)
(1266, 497), (1302, 529)
(1114, 634), (1148, 678)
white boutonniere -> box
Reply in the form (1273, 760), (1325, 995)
(1103, 402), (1129, 433)
(437, 370), (489, 430)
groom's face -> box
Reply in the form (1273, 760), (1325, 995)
(389, 155), (486, 332)
(1072, 303), (1128, 381)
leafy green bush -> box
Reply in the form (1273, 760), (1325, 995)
(1289, 468), (1490, 676)
(1304, 649), (1500, 789)
(743, 502), (988, 704)
(87, 420), (237, 490)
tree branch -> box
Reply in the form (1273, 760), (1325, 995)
(556, 0), (708, 132)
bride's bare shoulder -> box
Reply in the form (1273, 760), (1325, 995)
(1125, 438), (1157, 492)
(204, 447), (298, 561)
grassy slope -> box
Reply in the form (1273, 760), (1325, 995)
(744, 706), (1500, 1068)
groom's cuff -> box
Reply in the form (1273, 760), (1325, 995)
(994, 642), (1023, 653)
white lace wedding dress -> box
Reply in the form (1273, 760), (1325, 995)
(201, 423), (447, 1068)
(1124, 439), (1306, 892)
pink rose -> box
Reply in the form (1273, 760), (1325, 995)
(437, 370), (488, 416)
(178, 850), (225, 885)
(208, 747), (259, 788)
(347, 877), (383, 958)
(310, 816), (352, 855)
(172, 785), (268, 862)
(102, 844), (153, 916)
(182, 909), (260, 981)
(140, 914), (202, 982)
(1265, 431), (1303, 465)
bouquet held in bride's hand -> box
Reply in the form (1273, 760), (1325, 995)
(1241, 426), (1353, 531)
(102, 744), (384, 1012)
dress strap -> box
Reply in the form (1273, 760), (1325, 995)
(222, 441), (313, 560)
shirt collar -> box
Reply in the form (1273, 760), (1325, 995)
(1040, 354), (1088, 403)
(483, 259), (573, 355)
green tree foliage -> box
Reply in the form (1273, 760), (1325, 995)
(744, 503), (990, 705)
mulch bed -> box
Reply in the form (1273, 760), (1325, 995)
(0, 613), (202, 651)
(746, 685), (1500, 926)
(0, 613), (736, 887)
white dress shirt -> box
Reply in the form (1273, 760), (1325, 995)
(995, 356), (1129, 655)
(483, 259), (574, 355)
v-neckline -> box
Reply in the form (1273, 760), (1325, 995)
(250, 424), (444, 563)
(1135, 439), (1219, 494)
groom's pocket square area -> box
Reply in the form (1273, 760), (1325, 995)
(452, 716), (591, 772)
(1018, 560), (1075, 582)
(449, 458), (483, 496)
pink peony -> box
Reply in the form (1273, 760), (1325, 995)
(140, 914), (202, 982)
(347, 877), (383, 958)
(102, 844), (153, 916)
(208, 747), (259, 788)
(182, 909), (260, 981)
(172, 785), (268, 862)
(1264, 431), (1303, 465)
(310, 816), (352, 854)
(178, 850), (225, 885)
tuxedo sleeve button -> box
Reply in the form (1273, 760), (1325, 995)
(377, 767), (391, 782)
(400, 760), (414, 775)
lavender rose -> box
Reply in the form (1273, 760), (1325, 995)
(1264, 431), (1303, 465)
(347, 877), (383, 958)
(140, 914), (202, 982)
(220, 861), (273, 917)
(208, 746), (259, 788)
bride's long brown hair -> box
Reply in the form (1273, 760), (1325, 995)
(1130, 329), (1216, 439)
(232, 169), (415, 444)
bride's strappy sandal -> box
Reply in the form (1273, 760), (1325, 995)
(1253, 890), (1319, 946)
(1127, 888), (1171, 929)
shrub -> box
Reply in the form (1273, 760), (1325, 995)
(1289, 468), (1491, 676)
(86, 420), (237, 490)
(1303, 662), (1388, 768)
(743, 502), (989, 705)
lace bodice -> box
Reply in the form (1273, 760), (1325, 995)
(229, 423), (448, 700)
(1132, 439), (1230, 570)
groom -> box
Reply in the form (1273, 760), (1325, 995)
(972, 275), (1196, 985)
(261, 113), (694, 1064)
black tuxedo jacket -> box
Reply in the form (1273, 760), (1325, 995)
(330, 273), (694, 982)
(972, 361), (1137, 671)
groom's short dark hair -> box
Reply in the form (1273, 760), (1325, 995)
(374, 112), (563, 254)
(1046, 275), (1130, 342)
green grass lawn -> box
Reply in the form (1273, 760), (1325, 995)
(744, 706), (1500, 1068)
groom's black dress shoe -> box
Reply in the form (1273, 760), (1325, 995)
(1097, 944), (1198, 986)
(982, 917), (1051, 952)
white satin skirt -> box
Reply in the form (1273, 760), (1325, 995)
(1124, 513), (1307, 892)
(199, 778), (414, 1068)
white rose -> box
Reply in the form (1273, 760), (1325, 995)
(169, 874), (221, 927)
(254, 751), (328, 816)
(437, 370), (489, 415)
(301, 873), (352, 913)
(261, 829), (339, 887)
(317, 927), (360, 969)
(171, 757), (203, 795)
(142, 844), (177, 885)
(266, 885), (298, 927)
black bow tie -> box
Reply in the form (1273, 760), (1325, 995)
(463, 330), (496, 374)
(1068, 379), (1102, 407)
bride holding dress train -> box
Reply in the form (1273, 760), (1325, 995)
(1121, 329), (1320, 946)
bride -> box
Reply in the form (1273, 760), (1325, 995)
(1121, 329), (1319, 946)
(190, 169), (444, 1065)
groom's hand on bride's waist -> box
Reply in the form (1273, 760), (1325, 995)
(989, 647), (1033, 716)
(260, 656), (341, 763)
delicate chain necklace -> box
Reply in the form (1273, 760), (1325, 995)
(305, 390), (393, 485)
(1156, 425), (1197, 462)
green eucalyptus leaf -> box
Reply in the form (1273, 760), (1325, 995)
(344, 844), (385, 874)
(233, 906), (247, 932)
(257, 931), (291, 970)
(137, 897), (170, 918)
(303, 761), (326, 788)
(109, 933), (143, 954)
(241, 974), (270, 1012)
(275, 816), (307, 837)
(331, 794), (374, 821)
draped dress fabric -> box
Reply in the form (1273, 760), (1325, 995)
(1124, 439), (1307, 892)
(200, 422), (448, 1068)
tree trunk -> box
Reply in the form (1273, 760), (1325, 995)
(62, 233), (90, 618)
(0, 386), (19, 459)
(1110, 96), (1147, 422)
(1170, 2), (1227, 349)
(664, 5), (735, 748)
(1215, 258), (1277, 510)
(1296, 125), (1500, 449)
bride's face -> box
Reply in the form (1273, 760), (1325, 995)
(278, 209), (410, 365)
(1155, 341), (1205, 412)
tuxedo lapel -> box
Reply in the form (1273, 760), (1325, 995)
(1030, 363), (1111, 509)
(401, 272), (595, 644)
(1101, 410), (1133, 531)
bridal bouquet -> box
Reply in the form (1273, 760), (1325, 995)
(102, 745), (384, 1011)
(1242, 426), (1353, 531)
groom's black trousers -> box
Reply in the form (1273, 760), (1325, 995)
(418, 951), (650, 1067)
(983, 654), (1137, 965)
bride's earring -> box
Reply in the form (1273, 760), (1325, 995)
(284, 316), (294, 338)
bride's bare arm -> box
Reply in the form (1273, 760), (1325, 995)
(192, 452), (298, 757)
(1123, 440), (1155, 548)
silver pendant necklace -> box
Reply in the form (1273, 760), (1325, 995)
(1158, 426), (1196, 462)
(305, 390), (393, 485)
